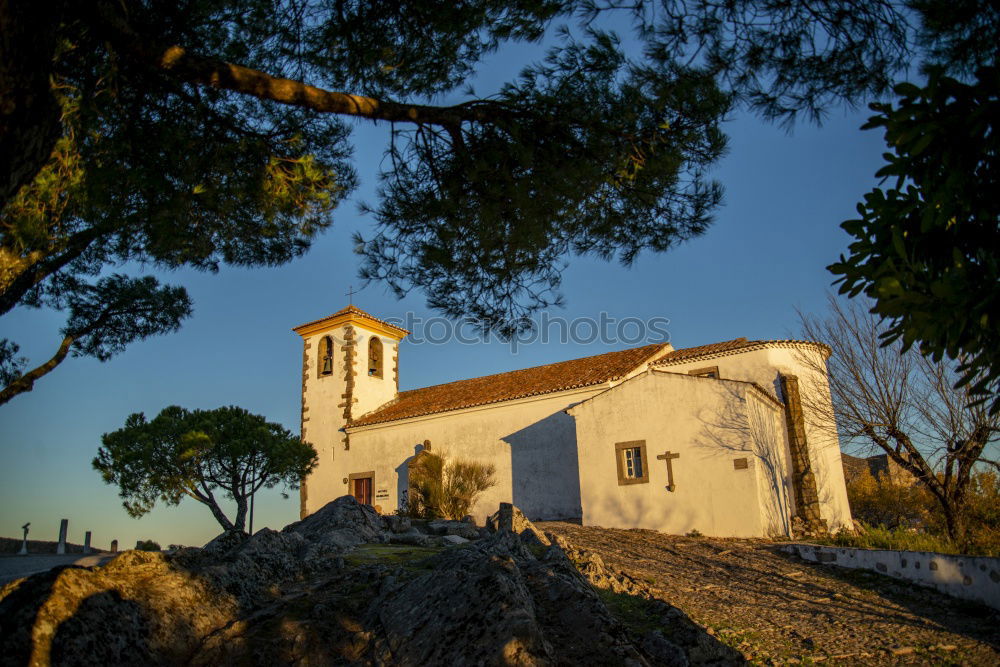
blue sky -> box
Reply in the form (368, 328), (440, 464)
(0, 27), (887, 549)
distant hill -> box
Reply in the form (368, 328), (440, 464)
(842, 452), (915, 485)
(0, 537), (102, 554)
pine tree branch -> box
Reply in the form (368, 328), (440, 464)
(0, 226), (103, 317)
(89, 1), (516, 129)
(0, 333), (74, 406)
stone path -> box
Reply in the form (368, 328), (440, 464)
(0, 553), (113, 585)
(540, 522), (1000, 665)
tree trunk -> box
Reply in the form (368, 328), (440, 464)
(232, 494), (248, 532)
(208, 504), (235, 531)
(942, 489), (971, 545)
(202, 497), (235, 532)
(941, 503), (960, 543)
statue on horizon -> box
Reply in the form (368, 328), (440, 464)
(18, 522), (29, 555)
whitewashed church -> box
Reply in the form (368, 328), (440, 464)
(294, 306), (852, 537)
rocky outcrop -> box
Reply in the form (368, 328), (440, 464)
(383, 514), (411, 534)
(547, 532), (648, 596)
(283, 494), (391, 547)
(201, 529), (247, 556)
(426, 519), (481, 540)
(367, 527), (651, 665)
(0, 498), (741, 666)
(487, 502), (551, 547)
(0, 550), (238, 666)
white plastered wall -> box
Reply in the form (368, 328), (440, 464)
(352, 329), (400, 418)
(338, 386), (608, 523)
(299, 321), (400, 517)
(300, 325), (348, 513)
(745, 388), (795, 536)
(304, 343), (673, 521)
(655, 345), (853, 531)
(569, 371), (792, 537)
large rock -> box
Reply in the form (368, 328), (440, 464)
(209, 528), (314, 606)
(369, 526), (652, 665)
(283, 495), (390, 545)
(426, 519), (480, 540)
(371, 534), (554, 664)
(546, 532), (646, 596)
(0, 550), (239, 665)
(384, 514), (412, 534)
(487, 503), (551, 547)
(237, 527), (307, 559)
(201, 529), (247, 556)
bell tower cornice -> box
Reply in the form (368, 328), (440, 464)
(293, 304), (409, 340)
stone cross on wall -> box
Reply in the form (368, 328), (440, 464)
(657, 451), (680, 492)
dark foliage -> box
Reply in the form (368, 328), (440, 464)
(1, 0), (930, 395)
(94, 405), (318, 531)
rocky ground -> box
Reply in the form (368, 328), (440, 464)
(0, 499), (738, 666)
(1, 501), (996, 666)
(540, 522), (1000, 665)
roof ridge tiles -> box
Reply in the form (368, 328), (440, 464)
(652, 337), (830, 364)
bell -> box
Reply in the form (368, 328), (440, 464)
(322, 356), (333, 375)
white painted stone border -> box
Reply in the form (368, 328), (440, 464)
(781, 543), (1000, 611)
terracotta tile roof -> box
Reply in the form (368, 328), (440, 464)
(656, 337), (751, 362)
(350, 342), (670, 427)
(652, 337), (831, 366)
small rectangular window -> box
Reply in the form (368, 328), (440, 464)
(615, 440), (649, 485)
(624, 447), (643, 478)
(688, 366), (720, 379)
(734, 458), (749, 470)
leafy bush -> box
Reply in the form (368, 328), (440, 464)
(406, 451), (496, 520)
(950, 471), (1000, 556)
(406, 451), (444, 519)
(828, 524), (957, 554)
(838, 470), (1000, 556)
(846, 470), (933, 529)
(135, 540), (161, 551)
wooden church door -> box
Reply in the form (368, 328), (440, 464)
(351, 476), (373, 505)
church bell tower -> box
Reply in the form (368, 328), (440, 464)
(292, 305), (408, 517)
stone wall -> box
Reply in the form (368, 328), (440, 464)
(782, 543), (1000, 611)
